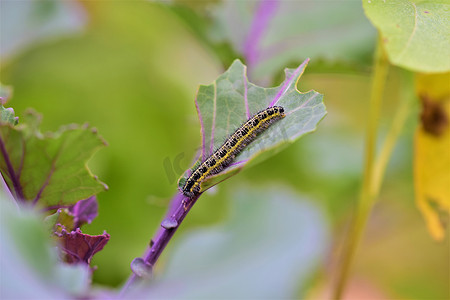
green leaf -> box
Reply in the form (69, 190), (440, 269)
(44, 209), (63, 232)
(44, 208), (75, 233)
(363, 0), (450, 73)
(178, 59), (326, 193)
(138, 187), (329, 298)
(0, 109), (107, 207)
(0, 105), (19, 126)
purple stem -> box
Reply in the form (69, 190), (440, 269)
(244, 0), (279, 71)
(120, 191), (201, 296)
(0, 135), (25, 201)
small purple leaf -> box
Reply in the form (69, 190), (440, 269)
(55, 228), (110, 265)
(69, 196), (99, 228)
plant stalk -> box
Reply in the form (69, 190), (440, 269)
(373, 78), (412, 195)
(0, 136), (25, 201)
(120, 191), (200, 296)
(332, 37), (389, 299)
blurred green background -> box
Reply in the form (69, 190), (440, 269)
(1, 1), (448, 299)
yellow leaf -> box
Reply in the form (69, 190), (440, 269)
(414, 73), (450, 241)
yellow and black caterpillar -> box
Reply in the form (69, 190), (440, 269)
(182, 106), (285, 197)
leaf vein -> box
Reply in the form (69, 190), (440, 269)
(396, 1), (418, 61)
(32, 139), (65, 205)
(209, 82), (217, 156)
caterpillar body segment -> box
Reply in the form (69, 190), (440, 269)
(182, 106), (285, 197)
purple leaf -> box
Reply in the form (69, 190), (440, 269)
(55, 227), (110, 265)
(69, 196), (99, 228)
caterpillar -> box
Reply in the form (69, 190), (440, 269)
(182, 106), (285, 197)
